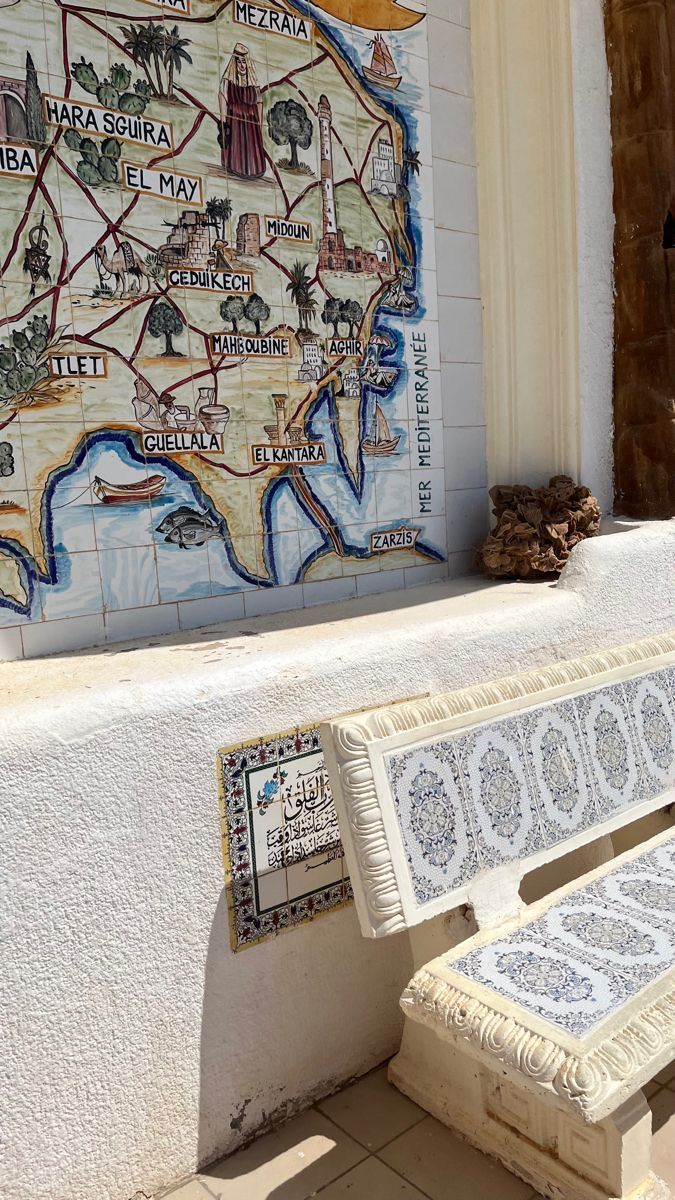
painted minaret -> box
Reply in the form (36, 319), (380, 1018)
(317, 94), (337, 237)
(316, 93), (388, 275)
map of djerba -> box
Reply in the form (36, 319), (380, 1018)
(0, 0), (443, 635)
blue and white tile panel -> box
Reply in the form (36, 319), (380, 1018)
(448, 833), (675, 1037)
(383, 665), (675, 906)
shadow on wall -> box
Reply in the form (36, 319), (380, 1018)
(197, 890), (413, 1174)
(197, 891), (257, 1172)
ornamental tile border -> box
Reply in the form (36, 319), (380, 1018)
(217, 723), (349, 951)
(320, 633), (675, 938)
(383, 662), (675, 910)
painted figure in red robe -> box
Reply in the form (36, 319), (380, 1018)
(218, 43), (266, 180)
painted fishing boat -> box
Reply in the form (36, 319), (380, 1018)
(363, 403), (400, 456)
(92, 474), (166, 504)
(363, 34), (402, 91)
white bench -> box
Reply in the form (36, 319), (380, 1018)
(321, 633), (675, 1200)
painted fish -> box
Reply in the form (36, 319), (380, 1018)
(156, 506), (225, 549)
(156, 505), (200, 534)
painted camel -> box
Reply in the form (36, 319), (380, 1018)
(94, 242), (155, 298)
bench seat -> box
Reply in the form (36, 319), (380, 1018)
(401, 826), (675, 1126)
(321, 634), (675, 1200)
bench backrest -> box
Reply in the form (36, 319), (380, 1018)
(320, 633), (675, 937)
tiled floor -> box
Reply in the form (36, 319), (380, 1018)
(162, 1062), (675, 1200)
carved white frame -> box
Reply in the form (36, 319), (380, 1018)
(320, 632), (675, 939)
(402, 824), (675, 1124)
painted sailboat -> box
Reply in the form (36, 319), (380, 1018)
(363, 34), (402, 91)
(92, 474), (166, 504)
(363, 403), (400, 456)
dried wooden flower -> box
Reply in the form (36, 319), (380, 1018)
(477, 475), (601, 579)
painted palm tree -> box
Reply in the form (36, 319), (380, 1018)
(403, 146), (421, 180)
(119, 24), (158, 95)
(299, 289), (318, 331)
(145, 24), (168, 95)
(163, 25), (193, 97)
(206, 196), (232, 242)
(286, 261), (316, 330)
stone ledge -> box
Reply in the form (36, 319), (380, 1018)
(0, 522), (673, 734)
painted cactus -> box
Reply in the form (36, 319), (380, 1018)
(74, 136), (121, 186)
(71, 57), (99, 94)
(69, 55), (149, 116)
(0, 316), (53, 406)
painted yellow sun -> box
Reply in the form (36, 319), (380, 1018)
(311, 0), (424, 32)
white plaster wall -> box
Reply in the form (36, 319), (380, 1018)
(570, 0), (615, 514)
(2, 522), (674, 1200)
(2, 678), (414, 1200)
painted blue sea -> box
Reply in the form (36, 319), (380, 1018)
(0, 436), (261, 624)
(0, 308), (441, 626)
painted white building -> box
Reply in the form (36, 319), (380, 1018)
(375, 236), (390, 264)
(371, 137), (400, 197)
(339, 366), (360, 398)
(297, 335), (324, 381)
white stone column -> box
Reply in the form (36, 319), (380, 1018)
(469, 0), (613, 501)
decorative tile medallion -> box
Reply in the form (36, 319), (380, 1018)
(385, 741), (479, 904)
(624, 670), (675, 792)
(218, 724), (348, 949)
(383, 665), (675, 908)
(448, 831), (675, 1037)
(456, 717), (545, 867)
(574, 684), (642, 813)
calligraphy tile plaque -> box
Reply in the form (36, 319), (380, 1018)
(218, 724), (349, 950)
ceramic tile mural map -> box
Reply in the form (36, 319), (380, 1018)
(218, 724), (349, 948)
(0, 0), (442, 640)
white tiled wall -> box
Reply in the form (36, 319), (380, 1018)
(428, 2), (489, 569)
